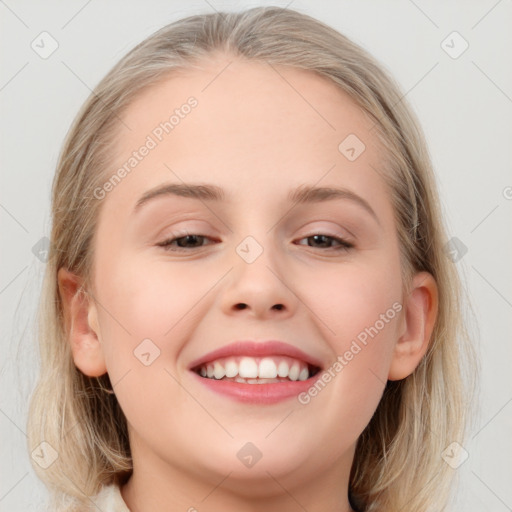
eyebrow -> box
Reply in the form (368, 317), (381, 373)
(134, 183), (225, 212)
(289, 185), (379, 225)
(133, 182), (379, 225)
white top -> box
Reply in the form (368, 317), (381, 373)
(92, 484), (131, 511)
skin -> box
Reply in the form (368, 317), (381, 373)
(58, 53), (438, 512)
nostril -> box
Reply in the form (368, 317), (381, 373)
(272, 304), (284, 310)
(235, 303), (247, 310)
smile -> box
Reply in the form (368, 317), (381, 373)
(188, 340), (324, 404)
(193, 355), (321, 383)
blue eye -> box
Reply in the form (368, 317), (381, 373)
(157, 233), (353, 252)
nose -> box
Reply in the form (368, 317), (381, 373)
(220, 248), (298, 320)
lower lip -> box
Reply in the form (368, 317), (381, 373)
(190, 371), (321, 404)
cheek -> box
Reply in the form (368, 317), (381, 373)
(92, 257), (201, 431)
(93, 255), (229, 385)
(96, 255), (216, 339)
(309, 257), (402, 345)
(303, 256), (402, 404)
(288, 266), (401, 451)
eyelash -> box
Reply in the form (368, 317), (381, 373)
(156, 232), (354, 253)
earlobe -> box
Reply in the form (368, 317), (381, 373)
(388, 271), (438, 381)
(57, 268), (107, 377)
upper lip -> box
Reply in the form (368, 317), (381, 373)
(188, 340), (324, 371)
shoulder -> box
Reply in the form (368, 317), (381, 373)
(91, 483), (131, 512)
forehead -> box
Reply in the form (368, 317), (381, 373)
(117, 55), (375, 153)
(105, 55), (392, 221)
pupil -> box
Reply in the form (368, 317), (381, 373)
(312, 235), (328, 247)
(179, 235), (201, 247)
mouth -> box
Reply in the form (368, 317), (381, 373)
(188, 340), (324, 404)
(192, 355), (322, 384)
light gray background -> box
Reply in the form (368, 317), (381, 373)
(1, 1), (511, 510)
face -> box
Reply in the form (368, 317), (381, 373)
(69, 54), (434, 502)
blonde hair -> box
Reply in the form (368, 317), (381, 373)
(27, 7), (477, 511)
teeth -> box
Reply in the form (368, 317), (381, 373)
(288, 362), (300, 381)
(230, 377), (292, 384)
(277, 361), (289, 378)
(298, 368), (309, 381)
(197, 355), (313, 382)
(213, 361), (225, 380)
(259, 358), (277, 379)
(225, 359), (238, 378)
(239, 357), (258, 378)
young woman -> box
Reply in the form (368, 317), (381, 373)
(28, 7), (475, 511)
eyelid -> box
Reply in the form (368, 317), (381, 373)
(295, 222), (355, 243)
(294, 232), (354, 250)
(154, 217), (358, 252)
(155, 222), (212, 240)
(156, 232), (355, 255)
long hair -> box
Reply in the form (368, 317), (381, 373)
(27, 7), (477, 511)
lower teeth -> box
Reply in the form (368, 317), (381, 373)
(210, 376), (292, 384)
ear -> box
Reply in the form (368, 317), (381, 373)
(57, 267), (107, 377)
(388, 271), (438, 381)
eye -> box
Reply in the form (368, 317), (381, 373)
(295, 234), (353, 252)
(157, 233), (215, 251)
(156, 232), (354, 253)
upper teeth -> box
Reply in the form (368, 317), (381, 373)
(198, 356), (311, 381)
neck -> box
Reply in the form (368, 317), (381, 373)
(121, 441), (356, 512)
